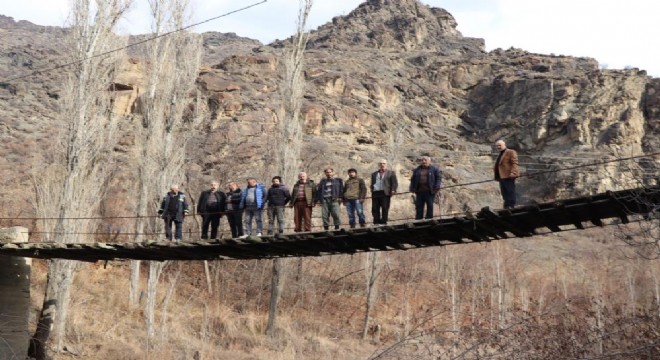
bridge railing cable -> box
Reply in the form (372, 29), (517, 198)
(1, 151), (658, 241)
(2, 150), (656, 223)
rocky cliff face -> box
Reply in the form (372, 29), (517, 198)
(304, 0), (484, 54)
(0, 0), (658, 223)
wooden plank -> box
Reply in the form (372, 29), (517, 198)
(478, 207), (533, 237)
(0, 185), (658, 261)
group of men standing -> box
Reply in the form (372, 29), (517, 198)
(157, 140), (519, 241)
(157, 159), (400, 241)
(260, 160), (400, 235)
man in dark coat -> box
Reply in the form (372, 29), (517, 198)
(158, 184), (189, 241)
(370, 159), (398, 225)
(225, 182), (243, 238)
(409, 156), (442, 220)
(197, 181), (226, 240)
(317, 168), (343, 230)
(266, 176), (291, 235)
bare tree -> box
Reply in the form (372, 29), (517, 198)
(266, 0), (313, 337)
(29, 1), (132, 358)
(126, 0), (204, 344)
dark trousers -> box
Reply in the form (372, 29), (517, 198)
(294, 200), (312, 232)
(371, 191), (391, 224)
(201, 214), (221, 239)
(415, 191), (435, 220)
(226, 210), (243, 238)
(164, 215), (183, 241)
(267, 206), (286, 234)
(499, 179), (516, 209)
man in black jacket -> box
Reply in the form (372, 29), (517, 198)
(266, 176), (291, 235)
(409, 156), (442, 220)
(197, 181), (226, 240)
(225, 182), (243, 238)
(158, 184), (189, 241)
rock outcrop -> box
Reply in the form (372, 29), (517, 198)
(304, 0), (484, 55)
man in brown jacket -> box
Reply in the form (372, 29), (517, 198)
(343, 168), (367, 228)
(291, 172), (316, 232)
(494, 140), (519, 209)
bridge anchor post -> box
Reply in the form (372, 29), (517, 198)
(0, 226), (31, 360)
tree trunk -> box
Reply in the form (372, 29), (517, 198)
(267, 0), (313, 337)
(29, 260), (76, 359)
(204, 261), (213, 295)
(266, 258), (283, 337)
(146, 261), (168, 344)
(129, 260), (141, 306)
(362, 252), (379, 340)
(29, 1), (130, 356)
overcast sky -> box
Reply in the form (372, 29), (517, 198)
(3, 0), (659, 77)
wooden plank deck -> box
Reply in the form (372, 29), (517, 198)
(1, 185), (658, 262)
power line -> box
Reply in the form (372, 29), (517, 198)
(0, 0), (268, 84)
(1, 151), (658, 223)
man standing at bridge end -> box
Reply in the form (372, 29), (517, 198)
(494, 140), (519, 209)
(158, 184), (189, 241)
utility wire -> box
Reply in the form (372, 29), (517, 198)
(1, 151), (658, 222)
(0, 0), (268, 84)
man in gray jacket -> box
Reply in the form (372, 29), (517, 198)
(370, 159), (398, 225)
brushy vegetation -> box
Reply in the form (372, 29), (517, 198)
(28, 224), (660, 359)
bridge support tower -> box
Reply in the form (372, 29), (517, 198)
(0, 227), (31, 360)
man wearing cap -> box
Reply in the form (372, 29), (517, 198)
(343, 168), (367, 228)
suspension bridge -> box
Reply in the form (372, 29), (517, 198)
(1, 185), (658, 262)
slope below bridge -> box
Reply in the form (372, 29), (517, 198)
(1, 185), (659, 262)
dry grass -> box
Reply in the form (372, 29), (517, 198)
(28, 224), (660, 359)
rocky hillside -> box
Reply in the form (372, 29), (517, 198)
(188, 0), (659, 212)
(0, 0), (658, 222)
(2, 1), (659, 359)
